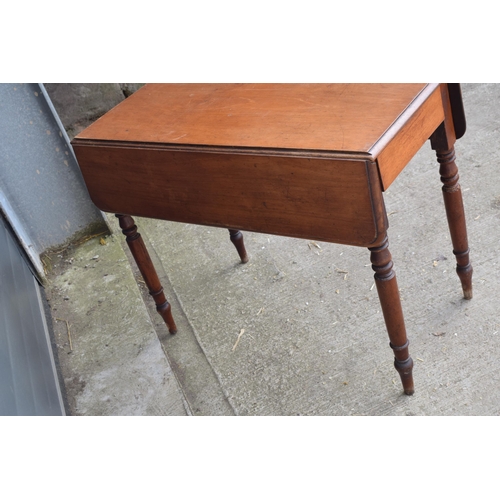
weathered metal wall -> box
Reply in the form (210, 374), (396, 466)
(0, 216), (65, 415)
(0, 83), (108, 276)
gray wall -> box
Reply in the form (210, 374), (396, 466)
(0, 216), (65, 415)
(0, 83), (109, 276)
(44, 83), (144, 139)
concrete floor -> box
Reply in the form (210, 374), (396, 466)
(45, 83), (500, 415)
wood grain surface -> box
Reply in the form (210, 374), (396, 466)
(73, 83), (449, 246)
(73, 143), (387, 246)
(75, 83), (432, 156)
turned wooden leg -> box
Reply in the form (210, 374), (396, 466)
(436, 147), (473, 299)
(116, 214), (177, 334)
(369, 235), (414, 395)
(228, 229), (249, 263)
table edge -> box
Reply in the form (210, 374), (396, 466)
(71, 138), (376, 162)
(368, 83), (440, 158)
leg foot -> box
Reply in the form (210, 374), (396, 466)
(369, 235), (414, 395)
(228, 229), (249, 263)
(116, 214), (178, 334)
(436, 147), (473, 299)
(391, 342), (415, 395)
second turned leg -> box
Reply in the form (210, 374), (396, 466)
(228, 229), (249, 263)
(116, 214), (177, 334)
(369, 235), (414, 395)
(436, 147), (473, 299)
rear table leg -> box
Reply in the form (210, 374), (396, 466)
(435, 147), (473, 299)
(116, 214), (177, 334)
(228, 229), (249, 263)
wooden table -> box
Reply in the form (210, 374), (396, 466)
(72, 84), (472, 396)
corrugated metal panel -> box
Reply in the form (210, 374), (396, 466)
(0, 217), (64, 415)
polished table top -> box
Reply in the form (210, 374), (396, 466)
(74, 83), (443, 189)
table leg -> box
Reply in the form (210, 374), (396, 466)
(115, 214), (177, 334)
(369, 235), (414, 395)
(436, 147), (473, 299)
(228, 229), (249, 263)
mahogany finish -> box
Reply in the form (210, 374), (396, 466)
(72, 147), (385, 247)
(435, 147), (473, 299)
(75, 83), (430, 153)
(72, 84), (473, 397)
(116, 214), (177, 334)
(369, 235), (414, 395)
(430, 96), (473, 301)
